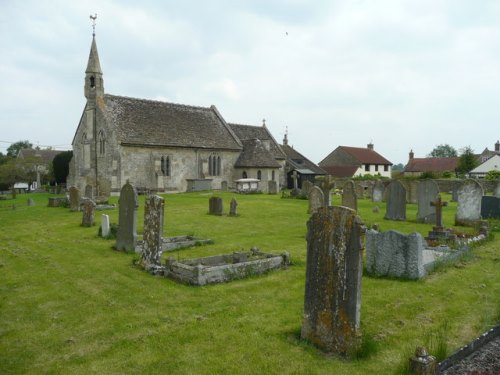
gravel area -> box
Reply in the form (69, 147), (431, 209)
(441, 336), (500, 375)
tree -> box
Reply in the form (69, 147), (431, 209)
(52, 151), (73, 184)
(392, 163), (405, 171)
(0, 157), (38, 194)
(427, 144), (457, 158)
(456, 146), (479, 176)
(484, 170), (500, 181)
(7, 140), (33, 157)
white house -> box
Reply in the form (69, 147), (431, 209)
(469, 154), (500, 178)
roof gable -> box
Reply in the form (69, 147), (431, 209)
(18, 149), (63, 164)
(229, 123), (286, 160)
(234, 139), (281, 168)
(470, 154), (500, 174)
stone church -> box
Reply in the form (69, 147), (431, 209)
(68, 32), (286, 196)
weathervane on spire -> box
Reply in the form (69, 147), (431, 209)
(90, 13), (97, 36)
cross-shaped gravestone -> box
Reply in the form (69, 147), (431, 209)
(291, 170), (299, 191)
(318, 176), (335, 207)
(430, 194), (448, 228)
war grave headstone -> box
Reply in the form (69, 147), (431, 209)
(229, 198), (238, 216)
(455, 179), (483, 226)
(301, 206), (364, 355)
(69, 186), (81, 212)
(115, 181), (138, 252)
(481, 196), (500, 219)
(416, 179), (440, 223)
(372, 180), (384, 202)
(308, 186), (325, 214)
(341, 180), (358, 211)
(84, 184), (93, 199)
(81, 199), (96, 227)
(301, 180), (313, 197)
(384, 180), (406, 221)
(317, 176), (335, 207)
(141, 195), (164, 273)
(101, 214), (110, 237)
(209, 196), (224, 216)
(268, 180), (278, 194)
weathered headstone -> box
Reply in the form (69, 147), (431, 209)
(317, 176), (335, 207)
(81, 199), (96, 227)
(84, 184), (93, 199)
(268, 180), (278, 194)
(481, 196), (500, 219)
(69, 186), (81, 212)
(372, 180), (384, 203)
(141, 195), (164, 271)
(365, 229), (425, 279)
(341, 180), (358, 211)
(27, 198), (35, 206)
(301, 206), (364, 355)
(229, 198), (238, 216)
(115, 181), (138, 252)
(209, 196), (223, 216)
(221, 180), (228, 191)
(416, 180), (440, 223)
(354, 182), (364, 199)
(291, 170), (299, 195)
(301, 180), (313, 197)
(407, 180), (418, 204)
(384, 180), (407, 221)
(308, 186), (325, 214)
(101, 214), (110, 237)
(409, 347), (436, 375)
(455, 179), (483, 226)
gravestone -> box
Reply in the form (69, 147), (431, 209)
(425, 195), (452, 241)
(308, 186), (325, 214)
(268, 180), (278, 194)
(495, 181), (500, 198)
(366, 229), (425, 279)
(384, 180), (407, 221)
(372, 180), (384, 203)
(341, 180), (358, 211)
(354, 182), (364, 199)
(81, 199), (96, 227)
(481, 196), (500, 219)
(69, 186), (81, 212)
(301, 206), (364, 355)
(84, 184), (93, 199)
(416, 180), (440, 223)
(291, 170), (299, 195)
(301, 180), (313, 197)
(209, 196), (223, 216)
(27, 198), (35, 206)
(455, 179), (483, 226)
(101, 214), (110, 237)
(317, 176), (335, 207)
(221, 180), (228, 191)
(115, 181), (138, 252)
(141, 195), (164, 271)
(229, 198), (238, 216)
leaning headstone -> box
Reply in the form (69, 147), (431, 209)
(341, 180), (358, 211)
(480, 196), (500, 219)
(229, 198), (238, 216)
(308, 186), (324, 214)
(268, 180), (278, 194)
(301, 180), (313, 197)
(84, 184), (93, 199)
(455, 179), (483, 226)
(416, 180), (439, 223)
(27, 198), (35, 206)
(372, 180), (384, 203)
(81, 199), (96, 227)
(301, 206), (364, 355)
(209, 196), (223, 216)
(141, 195), (164, 271)
(365, 229), (425, 279)
(101, 214), (110, 237)
(69, 186), (81, 212)
(115, 181), (138, 252)
(384, 180), (407, 221)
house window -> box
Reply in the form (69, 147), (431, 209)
(365, 164), (370, 172)
(384, 165), (389, 172)
(161, 156), (171, 176)
(242, 171), (247, 178)
(257, 170), (262, 180)
(375, 165), (379, 172)
(208, 154), (221, 176)
(98, 131), (105, 155)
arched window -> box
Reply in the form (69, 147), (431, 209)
(208, 155), (212, 176)
(242, 171), (247, 179)
(272, 170), (275, 181)
(98, 131), (105, 155)
(161, 156), (171, 176)
(208, 153), (221, 176)
(257, 170), (262, 180)
(217, 156), (221, 176)
(90, 76), (95, 88)
(161, 156), (165, 175)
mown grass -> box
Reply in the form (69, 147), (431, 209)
(0, 191), (498, 374)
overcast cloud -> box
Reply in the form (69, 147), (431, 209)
(1, 0), (499, 164)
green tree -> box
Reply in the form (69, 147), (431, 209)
(7, 140), (33, 157)
(392, 163), (405, 171)
(52, 151), (73, 184)
(427, 144), (457, 158)
(456, 146), (478, 176)
(484, 170), (500, 181)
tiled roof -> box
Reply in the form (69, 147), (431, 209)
(338, 146), (392, 165)
(281, 144), (326, 175)
(102, 95), (242, 150)
(229, 123), (286, 159)
(321, 165), (359, 178)
(404, 157), (459, 172)
(18, 149), (63, 164)
(234, 139), (281, 168)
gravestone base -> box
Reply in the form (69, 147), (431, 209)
(425, 226), (457, 243)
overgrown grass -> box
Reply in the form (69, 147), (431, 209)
(0, 192), (498, 374)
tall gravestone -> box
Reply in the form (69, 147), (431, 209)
(209, 196), (224, 215)
(69, 186), (81, 212)
(342, 180), (358, 211)
(301, 180), (313, 197)
(141, 195), (164, 271)
(416, 180), (439, 223)
(301, 206), (364, 355)
(372, 180), (384, 203)
(84, 184), (93, 199)
(318, 176), (335, 207)
(354, 182), (364, 199)
(308, 186), (325, 214)
(115, 181), (138, 252)
(268, 180), (278, 194)
(455, 179), (483, 226)
(81, 199), (96, 227)
(384, 180), (407, 221)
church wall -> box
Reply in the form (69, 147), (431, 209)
(233, 167), (280, 193)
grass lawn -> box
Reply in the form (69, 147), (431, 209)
(0, 191), (498, 374)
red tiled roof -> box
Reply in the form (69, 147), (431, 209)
(404, 157), (459, 173)
(339, 146), (392, 165)
(321, 166), (359, 178)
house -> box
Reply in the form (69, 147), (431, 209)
(403, 149), (459, 177)
(318, 143), (392, 178)
(17, 148), (62, 189)
(68, 31), (285, 195)
(280, 132), (326, 189)
(469, 154), (500, 178)
(477, 141), (500, 164)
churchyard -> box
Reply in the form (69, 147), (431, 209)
(0, 189), (498, 374)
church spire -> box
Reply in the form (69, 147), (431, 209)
(84, 14), (104, 99)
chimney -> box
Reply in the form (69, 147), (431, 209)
(409, 149), (414, 160)
(495, 140), (499, 152)
(367, 142), (374, 150)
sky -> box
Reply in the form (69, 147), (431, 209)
(1, 0), (499, 165)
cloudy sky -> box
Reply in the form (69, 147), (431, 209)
(1, 0), (499, 165)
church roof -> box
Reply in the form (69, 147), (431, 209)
(17, 149), (63, 164)
(281, 144), (326, 175)
(101, 95), (242, 150)
(229, 123), (286, 160)
(234, 139), (282, 168)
